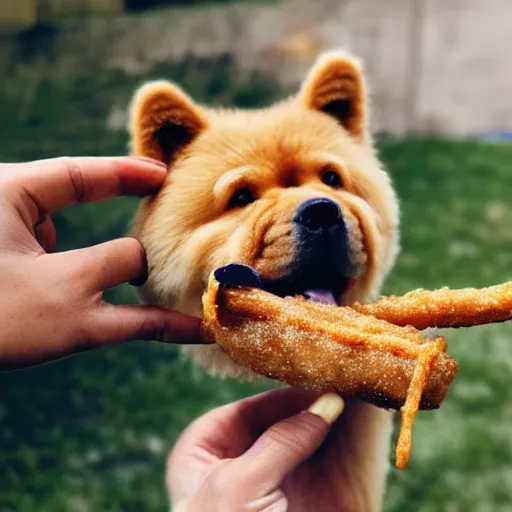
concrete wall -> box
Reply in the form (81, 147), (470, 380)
(416, 0), (512, 135)
(1, 0), (511, 136)
(261, 0), (512, 135)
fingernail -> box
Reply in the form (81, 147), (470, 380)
(131, 156), (168, 169)
(214, 264), (262, 290)
(135, 186), (161, 198)
(307, 393), (344, 425)
(129, 271), (148, 287)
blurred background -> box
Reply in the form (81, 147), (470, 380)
(0, 0), (511, 510)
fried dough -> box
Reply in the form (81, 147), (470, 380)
(201, 266), (512, 468)
(201, 268), (462, 468)
(351, 282), (512, 329)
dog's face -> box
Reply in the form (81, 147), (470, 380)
(129, 52), (400, 378)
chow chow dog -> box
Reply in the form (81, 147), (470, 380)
(128, 51), (400, 510)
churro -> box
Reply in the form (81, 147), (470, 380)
(201, 265), (512, 468)
(201, 265), (461, 468)
(350, 282), (512, 329)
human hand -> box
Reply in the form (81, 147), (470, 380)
(168, 388), (378, 512)
(0, 156), (205, 371)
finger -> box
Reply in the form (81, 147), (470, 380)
(7, 156), (167, 225)
(0, 305), (204, 372)
(173, 388), (320, 462)
(62, 237), (147, 291)
(228, 393), (344, 493)
(167, 388), (320, 502)
(89, 303), (204, 345)
(35, 215), (57, 253)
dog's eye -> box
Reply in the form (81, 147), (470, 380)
(228, 187), (255, 208)
(321, 169), (343, 189)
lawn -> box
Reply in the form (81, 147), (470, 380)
(0, 58), (512, 512)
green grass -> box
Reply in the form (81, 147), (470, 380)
(1, 58), (512, 511)
(381, 138), (512, 512)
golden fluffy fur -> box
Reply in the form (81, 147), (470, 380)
(129, 51), (400, 510)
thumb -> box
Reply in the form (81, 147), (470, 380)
(231, 393), (344, 493)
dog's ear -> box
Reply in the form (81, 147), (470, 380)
(300, 51), (369, 144)
(129, 81), (208, 165)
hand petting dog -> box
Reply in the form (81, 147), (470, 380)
(0, 156), (205, 371)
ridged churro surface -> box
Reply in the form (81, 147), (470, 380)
(201, 274), (461, 469)
(201, 277), (458, 411)
(351, 282), (512, 329)
(201, 270), (512, 469)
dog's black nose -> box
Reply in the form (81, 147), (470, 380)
(294, 198), (342, 231)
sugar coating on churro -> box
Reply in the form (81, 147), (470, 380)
(395, 337), (446, 469)
(201, 273), (461, 468)
(351, 281), (512, 329)
(201, 271), (512, 468)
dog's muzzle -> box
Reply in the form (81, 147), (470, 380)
(253, 198), (361, 303)
(293, 197), (353, 277)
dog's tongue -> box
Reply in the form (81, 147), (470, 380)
(303, 289), (337, 305)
